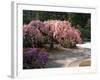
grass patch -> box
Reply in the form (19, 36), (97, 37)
(79, 60), (91, 66)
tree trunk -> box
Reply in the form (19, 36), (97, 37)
(50, 42), (54, 48)
(50, 35), (54, 48)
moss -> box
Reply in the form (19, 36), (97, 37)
(79, 60), (91, 66)
(47, 47), (65, 53)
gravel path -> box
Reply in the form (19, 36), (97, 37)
(46, 48), (91, 68)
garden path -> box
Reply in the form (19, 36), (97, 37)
(46, 48), (91, 68)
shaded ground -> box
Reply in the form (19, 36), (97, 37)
(46, 48), (91, 68)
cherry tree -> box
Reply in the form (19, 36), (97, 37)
(54, 20), (82, 48)
(23, 20), (82, 48)
(40, 20), (82, 48)
(23, 20), (45, 48)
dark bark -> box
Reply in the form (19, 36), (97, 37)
(50, 35), (54, 48)
(50, 42), (54, 48)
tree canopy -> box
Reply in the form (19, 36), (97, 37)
(23, 10), (91, 41)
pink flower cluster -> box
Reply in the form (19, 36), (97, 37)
(42, 20), (82, 48)
(23, 20), (45, 47)
(23, 20), (82, 48)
